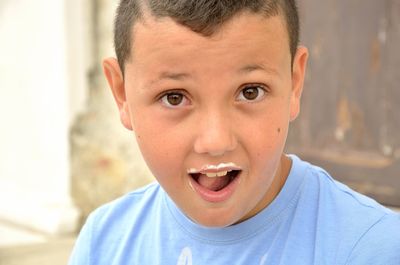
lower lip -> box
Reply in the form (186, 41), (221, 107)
(189, 173), (241, 203)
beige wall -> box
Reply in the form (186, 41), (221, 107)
(0, 0), (84, 234)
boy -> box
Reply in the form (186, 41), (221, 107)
(69, 0), (400, 264)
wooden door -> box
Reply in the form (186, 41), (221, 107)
(287, 0), (400, 206)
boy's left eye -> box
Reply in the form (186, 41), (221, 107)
(237, 85), (266, 102)
(160, 91), (190, 108)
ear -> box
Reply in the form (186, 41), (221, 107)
(103, 58), (133, 130)
(289, 46), (309, 121)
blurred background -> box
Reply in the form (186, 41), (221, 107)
(0, 0), (399, 264)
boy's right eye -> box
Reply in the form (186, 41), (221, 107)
(160, 91), (190, 108)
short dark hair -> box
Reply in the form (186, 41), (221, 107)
(114, 0), (299, 73)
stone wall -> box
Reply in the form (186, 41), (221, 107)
(70, 0), (153, 224)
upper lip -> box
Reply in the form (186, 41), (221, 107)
(187, 162), (242, 174)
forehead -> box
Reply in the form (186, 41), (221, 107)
(126, 12), (291, 78)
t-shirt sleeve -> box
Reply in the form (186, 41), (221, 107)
(345, 213), (400, 265)
(68, 213), (95, 265)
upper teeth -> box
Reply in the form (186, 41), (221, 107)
(206, 171), (228, 178)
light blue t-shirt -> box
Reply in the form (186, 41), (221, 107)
(69, 155), (400, 264)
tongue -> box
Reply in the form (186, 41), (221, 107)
(197, 174), (230, 191)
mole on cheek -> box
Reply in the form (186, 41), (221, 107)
(277, 128), (281, 133)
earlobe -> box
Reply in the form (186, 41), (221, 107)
(290, 46), (309, 121)
(120, 103), (133, 131)
(103, 58), (133, 131)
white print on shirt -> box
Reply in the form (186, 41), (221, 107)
(259, 253), (268, 265)
(177, 247), (269, 264)
(177, 247), (193, 265)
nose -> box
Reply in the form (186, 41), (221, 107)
(193, 110), (237, 157)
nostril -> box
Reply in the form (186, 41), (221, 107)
(208, 150), (226, 157)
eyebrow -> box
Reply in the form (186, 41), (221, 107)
(149, 63), (278, 86)
(238, 63), (280, 76)
(154, 71), (191, 82)
(146, 71), (191, 88)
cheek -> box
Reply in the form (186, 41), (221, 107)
(134, 118), (189, 180)
(249, 123), (287, 180)
(243, 110), (289, 171)
(249, 112), (288, 150)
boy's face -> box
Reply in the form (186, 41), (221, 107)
(104, 12), (308, 227)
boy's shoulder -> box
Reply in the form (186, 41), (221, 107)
(305, 160), (394, 215)
(69, 182), (166, 265)
(88, 182), (163, 228)
(296, 156), (400, 263)
(99, 181), (161, 207)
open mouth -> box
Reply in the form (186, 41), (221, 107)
(189, 170), (241, 192)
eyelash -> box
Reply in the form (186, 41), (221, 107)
(159, 84), (268, 108)
(236, 84), (267, 102)
(159, 90), (190, 108)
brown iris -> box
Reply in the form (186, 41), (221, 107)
(242, 87), (259, 100)
(167, 93), (184, 106)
